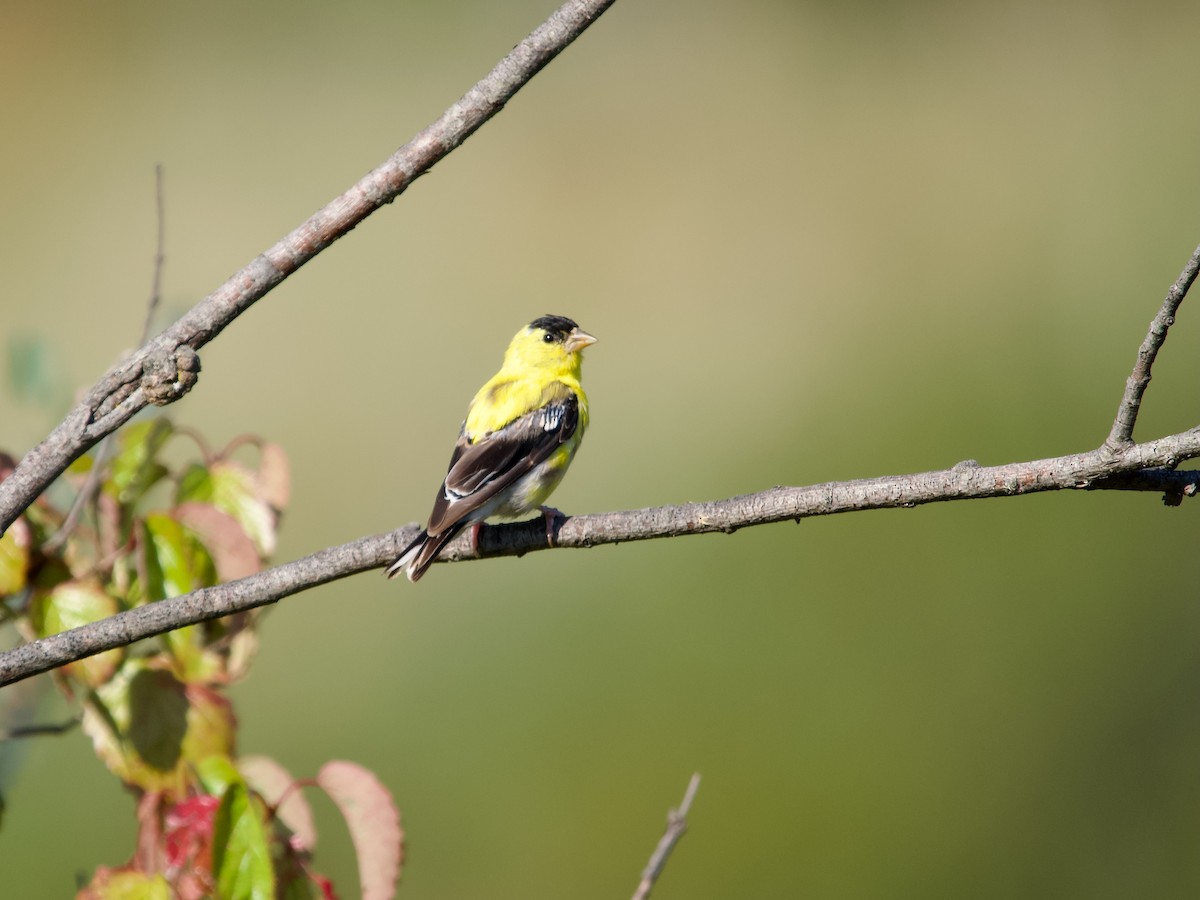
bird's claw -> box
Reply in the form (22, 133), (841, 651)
(539, 506), (564, 547)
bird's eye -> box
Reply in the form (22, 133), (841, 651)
(542, 332), (556, 343)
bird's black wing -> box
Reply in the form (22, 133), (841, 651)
(427, 393), (579, 536)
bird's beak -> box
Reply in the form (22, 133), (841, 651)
(564, 328), (597, 353)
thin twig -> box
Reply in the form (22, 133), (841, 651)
(2, 429), (1198, 688)
(40, 440), (112, 553)
(0, 0), (621, 537)
(43, 168), (169, 553)
(0, 715), (80, 741)
(141, 163), (166, 346)
(632, 774), (701, 900)
(1106, 242), (1200, 449)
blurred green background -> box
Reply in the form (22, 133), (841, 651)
(3, 0), (1200, 896)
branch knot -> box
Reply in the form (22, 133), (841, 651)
(141, 345), (201, 406)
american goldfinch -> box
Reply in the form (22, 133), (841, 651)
(386, 315), (597, 582)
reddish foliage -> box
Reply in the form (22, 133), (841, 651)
(313, 872), (340, 900)
(164, 794), (220, 872)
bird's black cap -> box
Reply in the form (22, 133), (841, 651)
(529, 315), (579, 340)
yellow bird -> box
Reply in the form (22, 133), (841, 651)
(386, 315), (597, 582)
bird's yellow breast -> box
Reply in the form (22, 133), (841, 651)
(465, 377), (588, 440)
(463, 325), (590, 440)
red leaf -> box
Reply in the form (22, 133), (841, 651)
(316, 761), (403, 900)
(313, 873), (340, 899)
(164, 794), (220, 871)
(257, 441), (291, 512)
(174, 502), (261, 581)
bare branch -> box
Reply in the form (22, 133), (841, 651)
(2, 431), (1198, 688)
(44, 167), (169, 554)
(1106, 242), (1200, 449)
(141, 162), (167, 347)
(0, 715), (80, 742)
(1092, 466), (1200, 505)
(632, 773), (701, 900)
(0, 0), (620, 536)
(0, 532), (388, 687)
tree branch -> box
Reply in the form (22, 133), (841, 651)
(0, 715), (80, 742)
(141, 163), (167, 347)
(0, 0), (620, 537)
(631, 773), (701, 900)
(1106, 241), (1200, 449)
(2, 432), (1197, 688)
(0, 6), (1195, 713)
(43, 166), (168, 554)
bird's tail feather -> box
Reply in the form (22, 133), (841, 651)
(384, 525), (465, 582)
(384, 530), (426, 580)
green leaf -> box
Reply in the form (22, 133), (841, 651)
(137, 513), (219, 679)
(277, 873), (320, 900)
(176, 462), (214, 504)
(212, 782), (276, 900)
(0, 517), (31, 596)
(239, 754), (317, 851)
(78, 868), (172, 900)
(141, 513), (217, 599)
(238, 754), (323, 900)
(106, 419), (173, 505)
(83, 660), (236, 800)
(196, 754), (243, 797)
(29, 579), (122, 686)
(181, 461), (275, 557)
(127, 667), (190, 772)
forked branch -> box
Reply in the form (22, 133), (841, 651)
(0, 3), (1195, 700)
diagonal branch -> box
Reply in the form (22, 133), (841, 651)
(631, 773), (701, 900)
(1106, 242), (1200, 449)
(0, 0), (620, 537)
(2, 432), (1197, 688)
